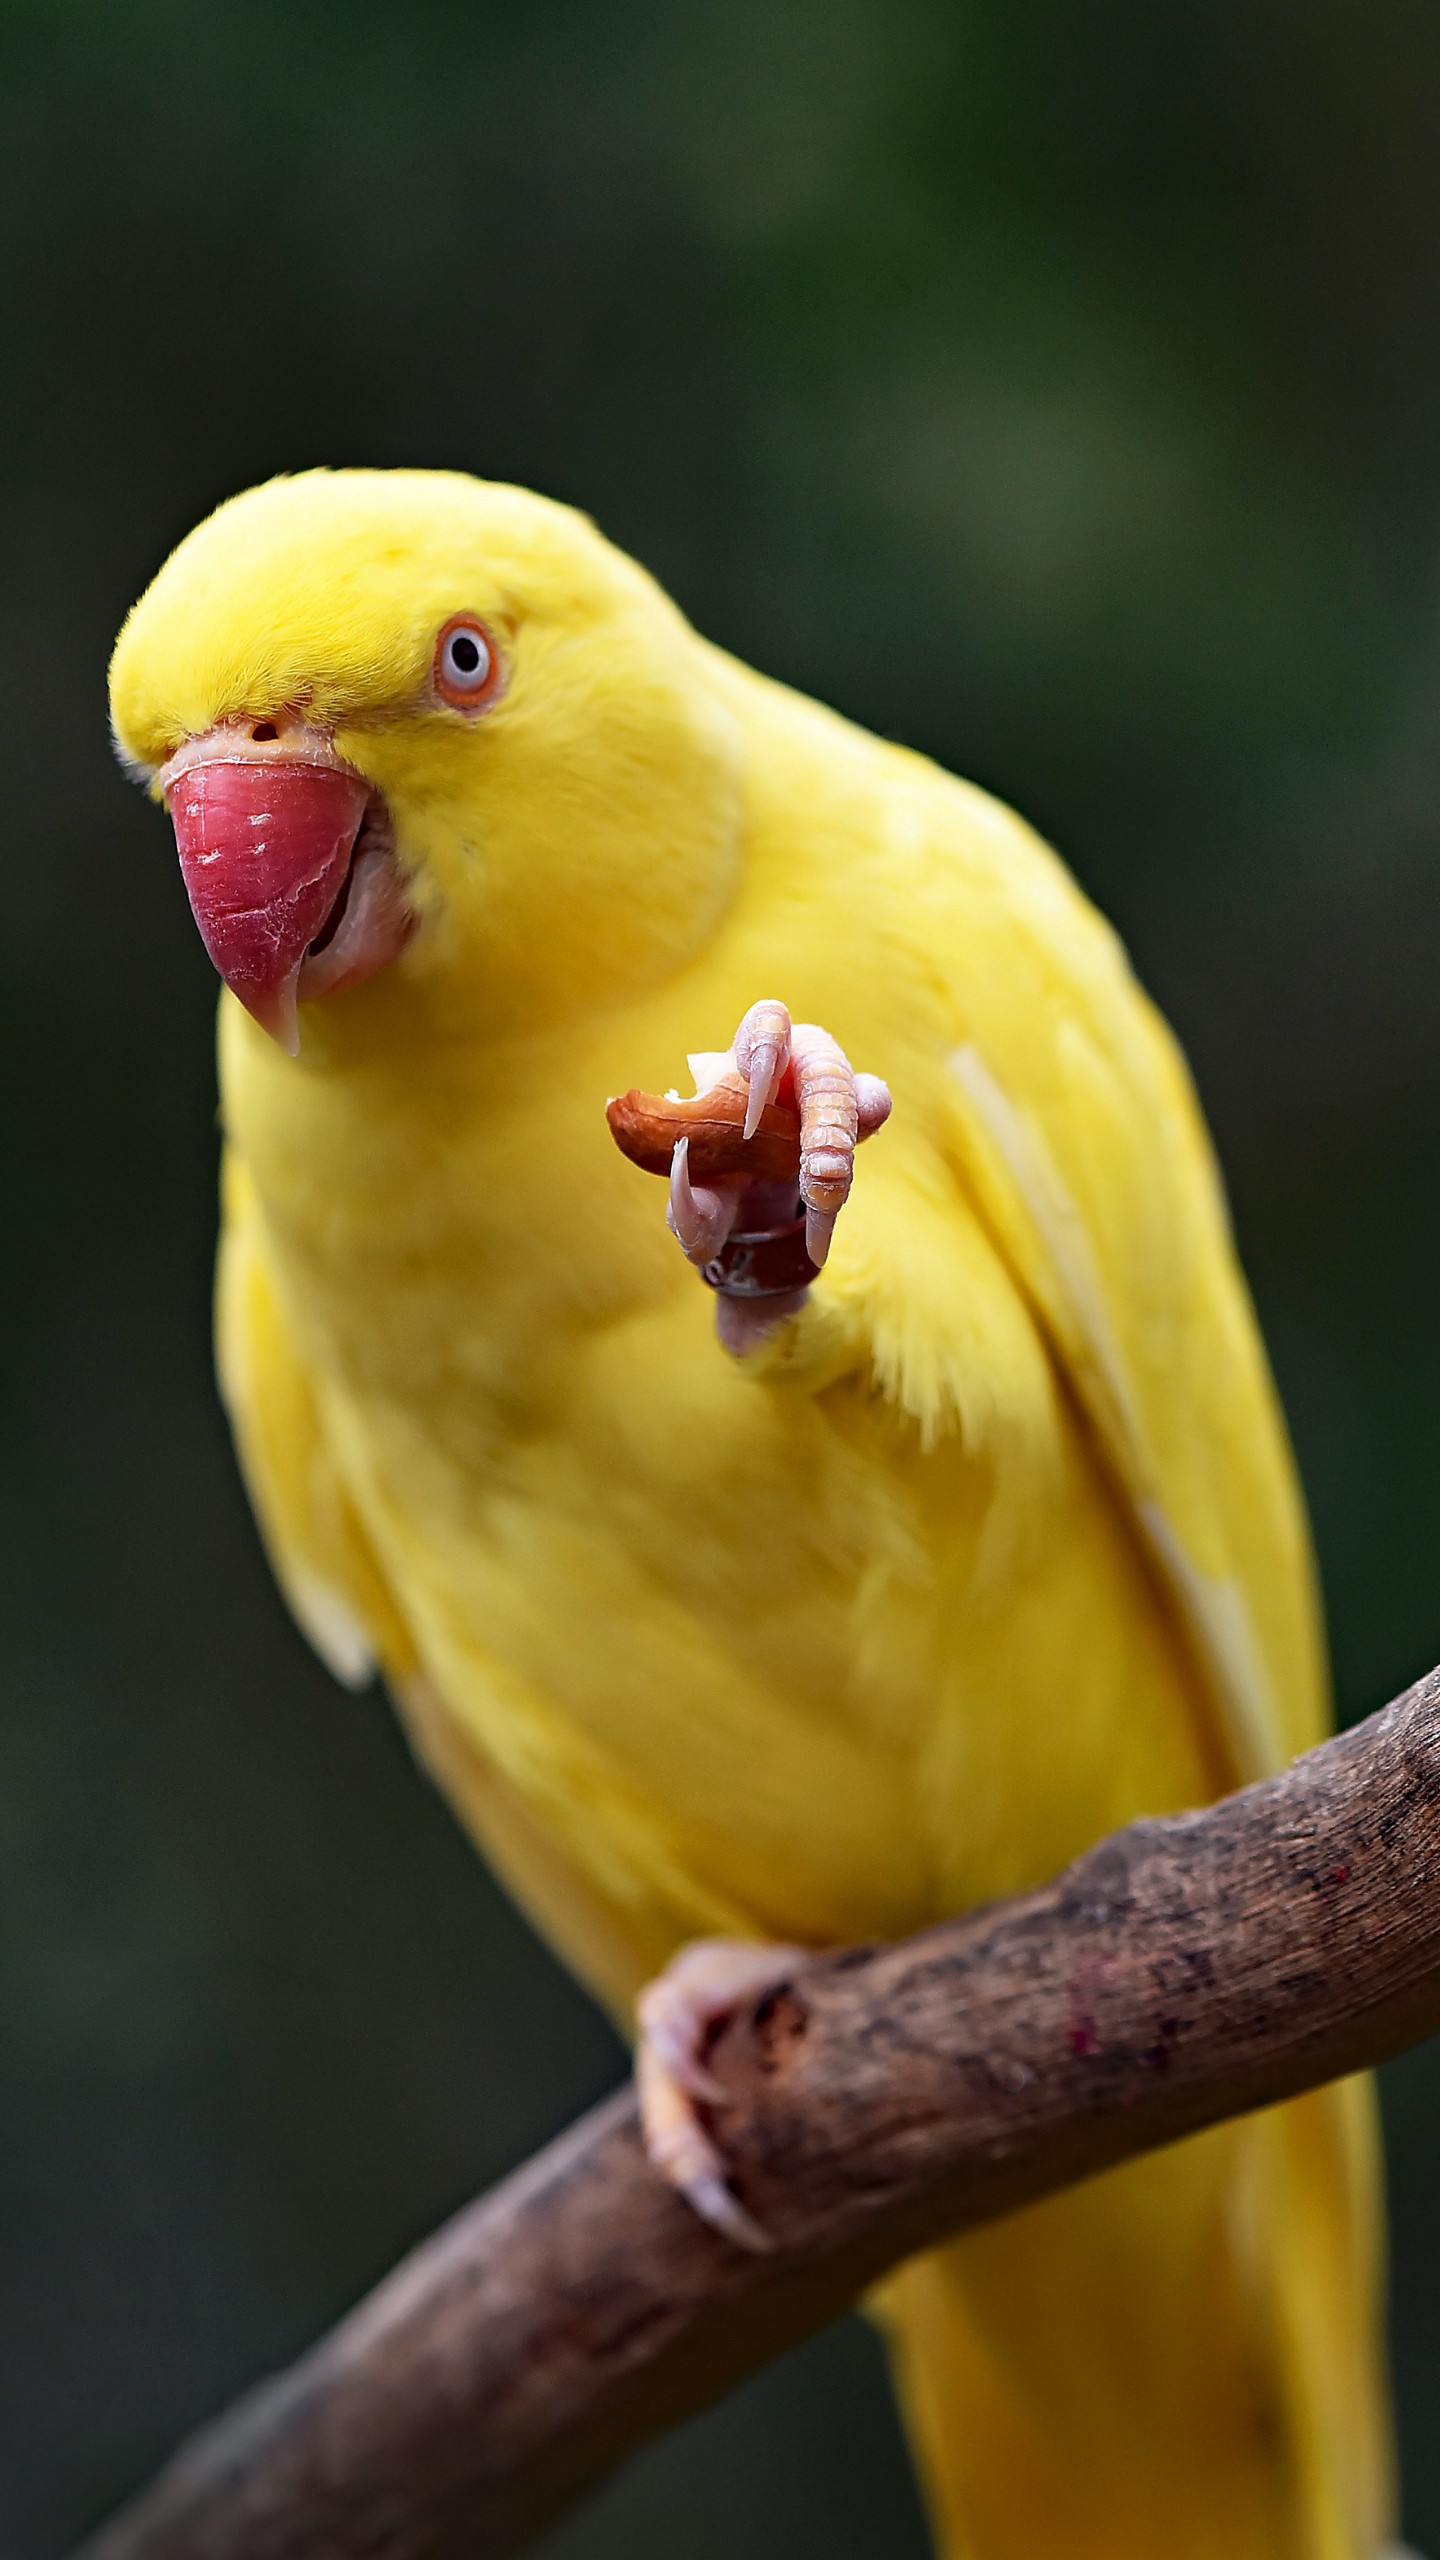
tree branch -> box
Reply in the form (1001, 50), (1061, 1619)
(79, 1665), (1440, 2560)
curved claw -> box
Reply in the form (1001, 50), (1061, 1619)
(640, 2066), (773, 2252)
(667, 1138), (736, 1265)
(733, 999), (793, 1141)
(804, 1206), (839, 1270)
(682, 2173), (775, 2254)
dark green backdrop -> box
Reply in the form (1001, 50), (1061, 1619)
(5, 2), (1440, 2550)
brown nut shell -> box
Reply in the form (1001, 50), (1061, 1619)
(606, 1072), (802, 1183)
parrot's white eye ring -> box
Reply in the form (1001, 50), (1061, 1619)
(433, 613), (503, 713)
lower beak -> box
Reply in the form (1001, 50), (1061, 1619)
(166, 755), (371, 1053)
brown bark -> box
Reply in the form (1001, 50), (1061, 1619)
(78, 1665), (1440, 2560)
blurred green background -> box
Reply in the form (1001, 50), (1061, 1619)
(5, 0), (1440, 2549)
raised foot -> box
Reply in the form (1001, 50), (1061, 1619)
(666, 1000), (891, 1350)
(636, 1935), (810, 2252)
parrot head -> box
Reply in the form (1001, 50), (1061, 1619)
(109, 470), (742, 1054)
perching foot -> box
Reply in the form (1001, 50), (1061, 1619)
(636, 1935), (810, 2251)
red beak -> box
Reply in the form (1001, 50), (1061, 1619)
(167, 757), (371, 1053)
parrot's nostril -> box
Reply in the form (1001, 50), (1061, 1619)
(250, 720), (278, 742)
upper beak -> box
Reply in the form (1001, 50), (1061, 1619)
(161, 725), (372, 1054)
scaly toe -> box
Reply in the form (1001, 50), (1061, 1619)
(791, 1024), (860, 1236)
(855, 1071), (893, 1139)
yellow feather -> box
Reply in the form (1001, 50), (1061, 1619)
(112, 471), (1392, 2559)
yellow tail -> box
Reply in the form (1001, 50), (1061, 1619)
(871, 2080), (1393, 2560)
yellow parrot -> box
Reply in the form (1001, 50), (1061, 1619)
(109, 468), (1394, 2560)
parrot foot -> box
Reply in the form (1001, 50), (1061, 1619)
(636, 1935), (810, 2251)
(666, 1001), (891, 1353)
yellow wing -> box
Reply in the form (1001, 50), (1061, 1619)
(747, 748), (1326, 1791)
(930, 790), (1327, 1782)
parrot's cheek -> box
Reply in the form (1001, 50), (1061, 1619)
(166, 758), (404, 1053)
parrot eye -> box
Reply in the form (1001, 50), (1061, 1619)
(433, 614), (502, 713)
